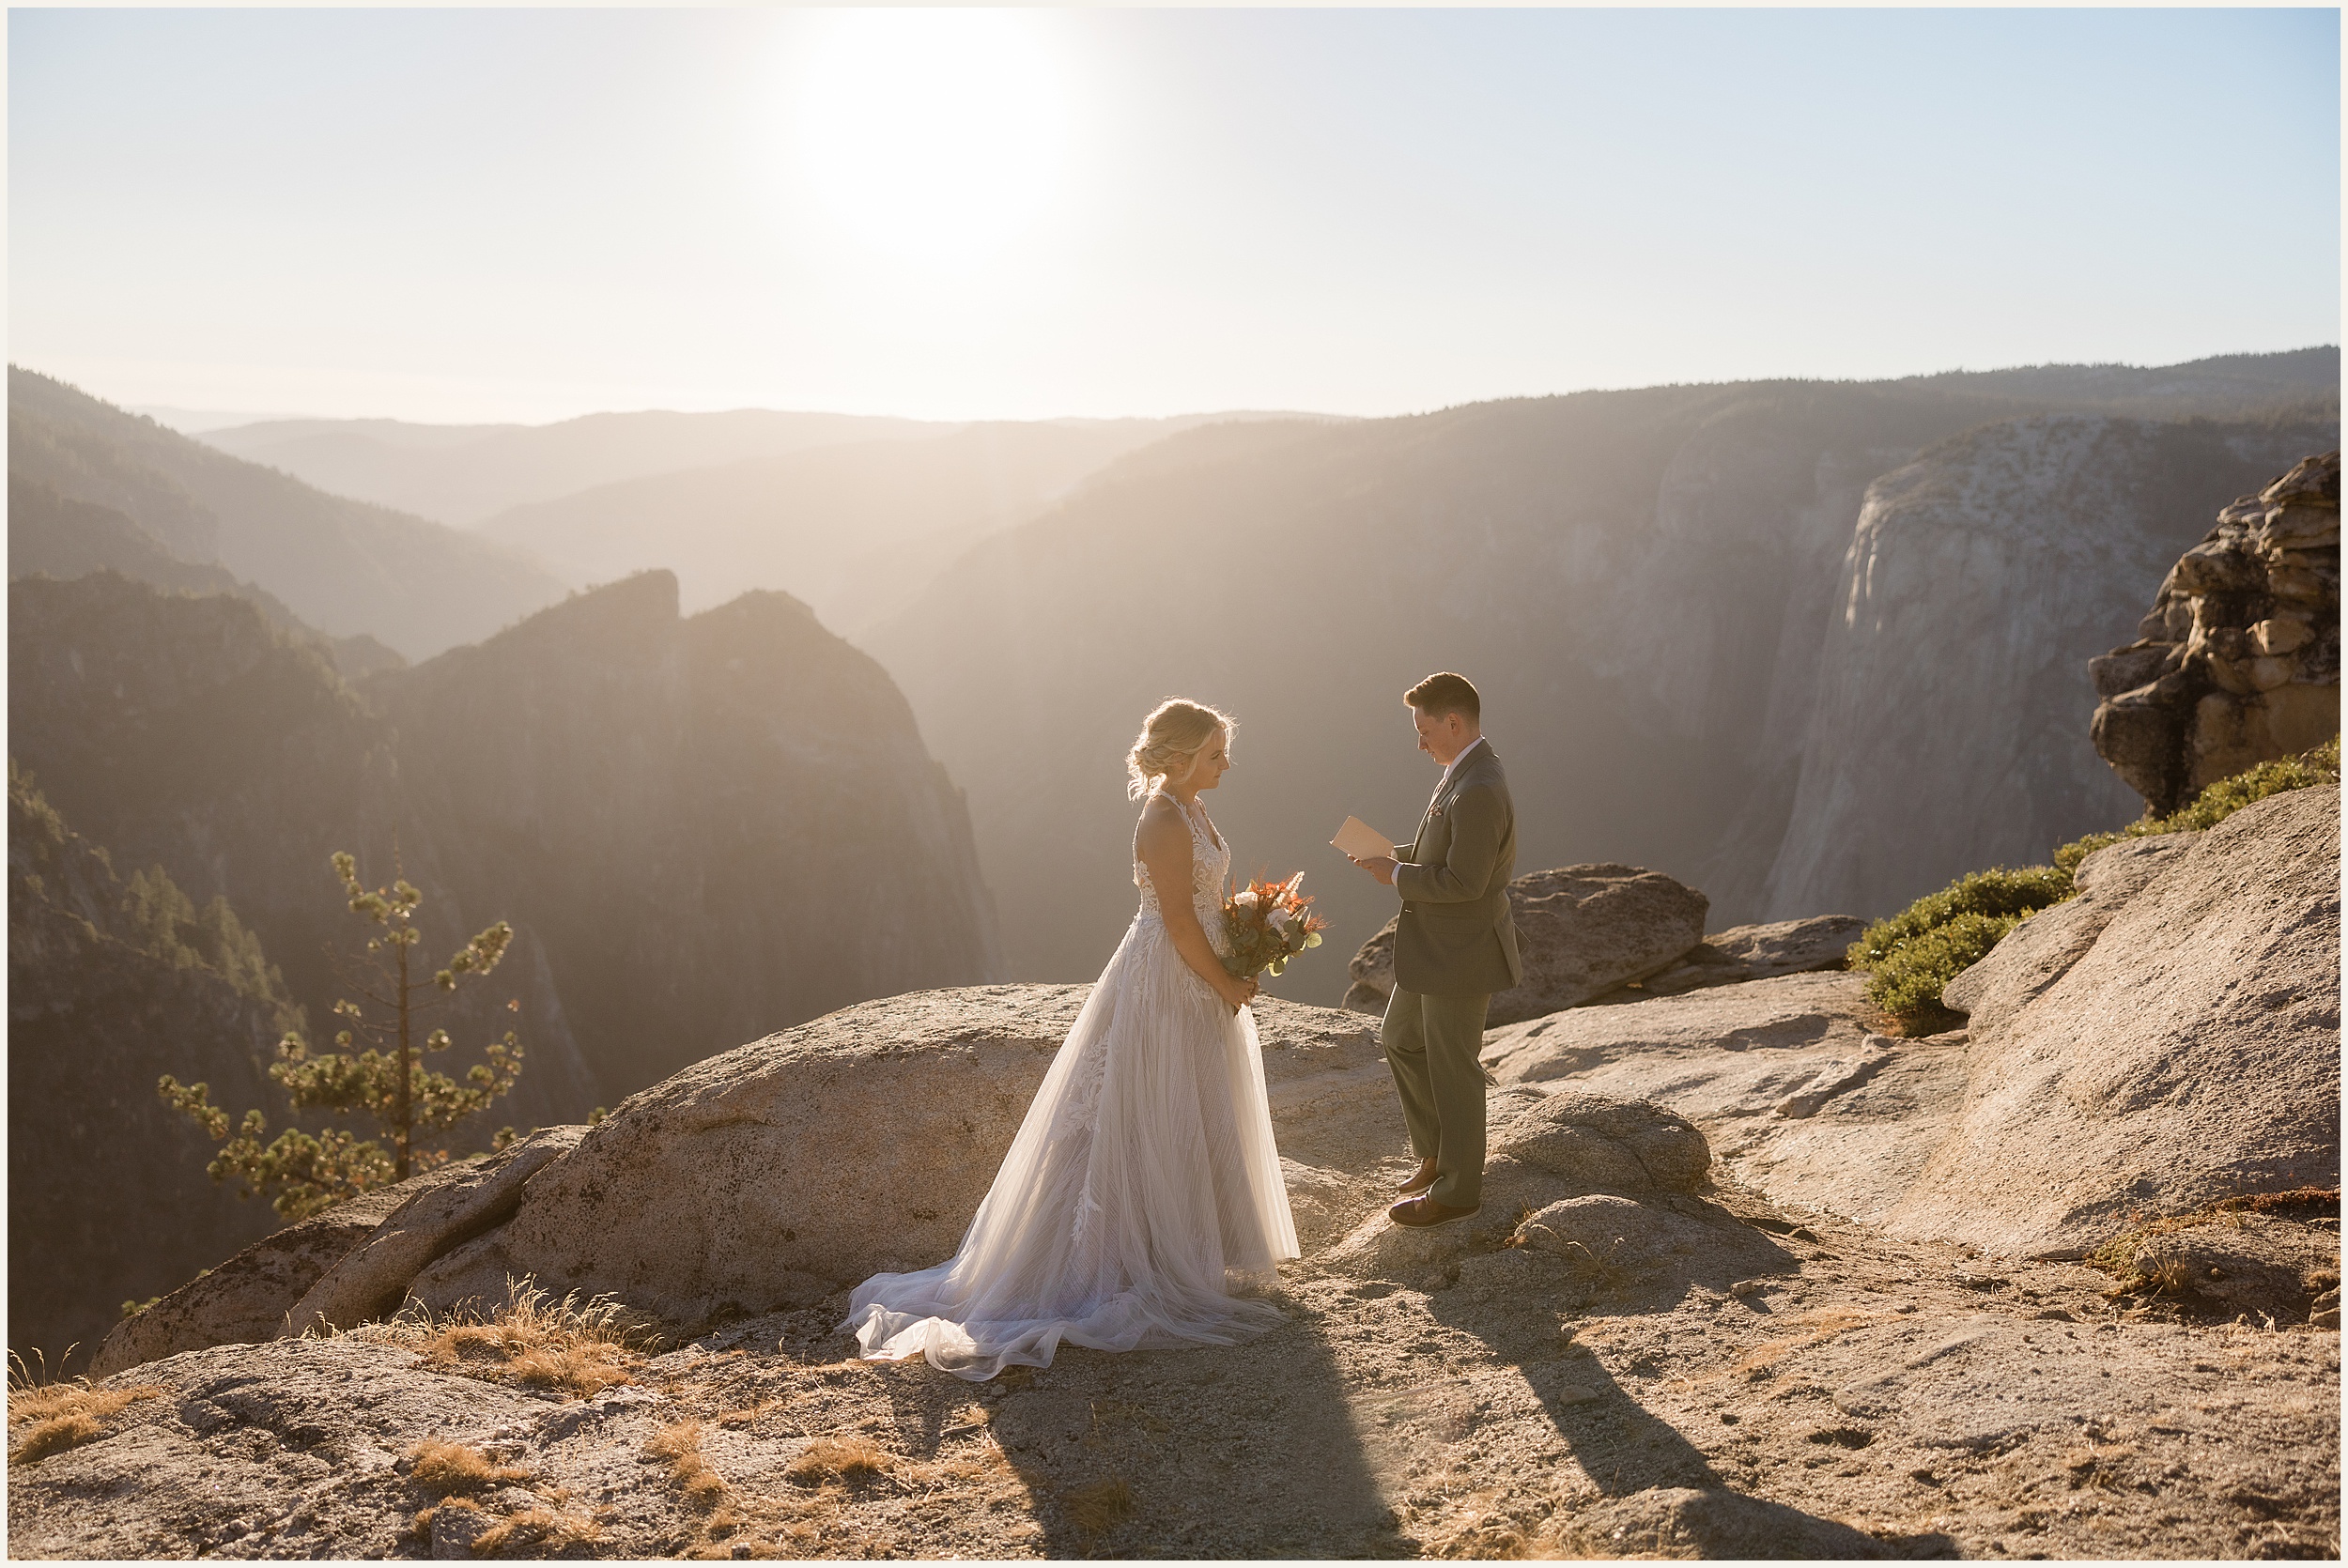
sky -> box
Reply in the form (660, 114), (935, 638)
(8, 7), (2341, 426)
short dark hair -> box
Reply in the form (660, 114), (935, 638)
(1405, 671), (1480, 722)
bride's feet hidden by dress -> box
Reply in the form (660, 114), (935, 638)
(1388, 1194), (1479, 1228)
(1395, 1157), (1439, 1197)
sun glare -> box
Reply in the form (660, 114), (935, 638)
(792, 11), (1069, 273)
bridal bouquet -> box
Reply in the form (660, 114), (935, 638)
(1220, 873), (1329, 979)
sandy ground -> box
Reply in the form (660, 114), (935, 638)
(8, 1157), (2338, 1560)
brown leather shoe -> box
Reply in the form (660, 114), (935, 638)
(1387, 1195), (1479, 1228)
(1395, 1158), (1439, 1197)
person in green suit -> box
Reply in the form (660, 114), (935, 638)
(1349, 672), (1522, 1226)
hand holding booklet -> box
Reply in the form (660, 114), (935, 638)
(1330, 815), (1395, 862)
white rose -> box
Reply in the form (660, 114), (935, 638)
(1233, 890), (1260, 909)
(1268, 908), (1292, 933)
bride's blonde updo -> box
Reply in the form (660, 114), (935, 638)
(1125, 698), (1235, 800)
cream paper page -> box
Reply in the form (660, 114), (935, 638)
(1330, 815), (1394, 861)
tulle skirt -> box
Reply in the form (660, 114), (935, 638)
(842, 910), (1299, 1380)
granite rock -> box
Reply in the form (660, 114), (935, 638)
(1345, 865), (1707, 1026)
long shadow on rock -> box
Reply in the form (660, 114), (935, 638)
(1425, 1220), (1957, 1560)
(980, 1297), (1410, 1559)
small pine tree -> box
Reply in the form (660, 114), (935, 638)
(161, 851), (525, 1219)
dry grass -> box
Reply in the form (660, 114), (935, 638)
(404, 1438), (532, 1497)
(1062, 1475), (1135, 1536)
(786, 1433), (896, 1484)
(647, 1422), (733, 1512)
(343, 1277), (657, 1399)
(472, 1504), (599, 1556)
(7, 1381), (162, 1464)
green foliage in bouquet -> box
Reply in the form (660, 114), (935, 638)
(1219, 875), (1329, 980)
(161, 850), (524, 1220)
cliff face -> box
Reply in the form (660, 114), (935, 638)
(8, 770), (292, 1367)
(863, 374), (2339, 1002)
(8, 568), (1001, 1360)
(373, 571), (1005, 1091)
(1762, 417), (2330, 920)
(9, 568), (1001, 1104)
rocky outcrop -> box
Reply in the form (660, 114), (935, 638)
(89, 1184), (416, 1379)
(372, 569), (1005, 1094)
(1620, 914), (1862, 999)
(1320, 1085), (1783, 1288)
(283, 1128), (585, 1335)
(2090, 450), (2340, 815)
(1910, 786), (2340, 1255)
(1343, 865), (1707, 1024)
(34, 930), (2342, 1559)
(1478, 970), (1961, 1231)
(89, 988), (1388, 1360)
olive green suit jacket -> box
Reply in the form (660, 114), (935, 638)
(1392, 741), (1522, 998)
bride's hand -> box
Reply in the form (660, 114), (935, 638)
(1221, 974), (1259, 1011)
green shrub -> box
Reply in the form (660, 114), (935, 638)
(1846, 867), (2074, 1035)
(1864, 912), (2024, 1028)
(1846, 865), (2074, 971)
(2054, 733), (2340, 874)
(1853, 734), (2340, 1035)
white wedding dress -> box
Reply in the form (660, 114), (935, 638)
(843, 796), (1299, 1380)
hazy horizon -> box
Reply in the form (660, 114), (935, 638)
(103, 343), (2347, 438)
(13, 8), (2340, 427)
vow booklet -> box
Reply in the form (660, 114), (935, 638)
(1330, 815), (1394, 861)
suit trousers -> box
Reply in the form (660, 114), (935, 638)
(1380, 985), (1491, 1208)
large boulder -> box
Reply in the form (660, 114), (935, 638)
(452, 986), (1387, 1330)
(97, 986), (1393, 1356)
(91, 1135), (582, 1376)
(282, 1127), (584, 1334)
(2091, 450), (2340, 815)
(1343, 865), (1707, 1025)
(1628, 915), (1864, 999)
(1479, 970), (1967, 1232)
(1493, 1091), (1711, 1191)
(1904, 786), (2340, 1256)
(92, 1181), (414, 1378)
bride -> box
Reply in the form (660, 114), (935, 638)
(843, 699), (1300, 1379)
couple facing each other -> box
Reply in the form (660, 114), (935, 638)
(845, 671), (1522, 1381)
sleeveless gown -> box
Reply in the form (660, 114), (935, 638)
(842, 797), (1300, 1380)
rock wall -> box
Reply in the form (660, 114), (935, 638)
(864, 377), (2339, 1007)
(9, 569), (1005, 1360)
(1762, 416), (2328, 922)
(2091, 450), (2340, 814)
(5, 571), (599, 1140)
(370, 570), (1006, 1092)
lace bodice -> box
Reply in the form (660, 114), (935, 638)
(1135, 796), (1229, 953)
